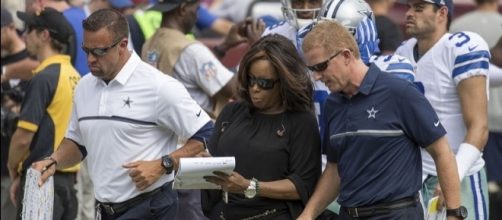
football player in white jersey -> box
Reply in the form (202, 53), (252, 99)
(262, 0), (324, 47)
(395, 0), (490, 219)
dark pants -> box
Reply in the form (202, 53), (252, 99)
(17, 171), (78, 220)
(484, 132), (502, 220)
(175, 189), (208, 220)
(98, 182), (178, 220)
(339, 202), (423, 220)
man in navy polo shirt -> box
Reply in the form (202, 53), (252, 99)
(297, 20), (463, 220)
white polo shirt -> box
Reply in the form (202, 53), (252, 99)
(66, 52), (211, 203)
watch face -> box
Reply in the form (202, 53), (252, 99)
(244, 188), (256, 198)
(162, 155), (174, 174)
(448, 206), (468, 219)
(460, 206), (468, 218)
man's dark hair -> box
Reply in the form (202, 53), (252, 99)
(432, 4), (452, 31)
(31, 27), (70, 54)
(82, 8), (129, 41)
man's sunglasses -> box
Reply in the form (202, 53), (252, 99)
(307, 50), (344, 72)
(248, 75), (279, 90)
(81, 38), (122, 57)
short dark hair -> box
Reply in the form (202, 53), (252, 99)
(431, 3), (451, 30)
(236, 34), (314, 112)
(82, 8), (129, 41)
(32, 27), (69, 53)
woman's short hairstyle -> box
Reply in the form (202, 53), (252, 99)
(236, 34), (314, 112)
(82, 8), (129, 41)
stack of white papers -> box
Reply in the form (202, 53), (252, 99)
(173, 157), (235, 189)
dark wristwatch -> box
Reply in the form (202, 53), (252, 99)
(446, 206), (468, 219)
(161, 155), (174, 174)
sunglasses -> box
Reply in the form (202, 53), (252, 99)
(307, 50), (344, 72)
(81, 38), (122, 57)
(248, 75), (279, 90)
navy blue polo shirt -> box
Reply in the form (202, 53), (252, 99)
(323, 64), (446, 207)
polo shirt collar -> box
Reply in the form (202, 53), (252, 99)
(112, 51), (141, 85)
(33, 54), (71, 74)
(358, 63), (380, 95)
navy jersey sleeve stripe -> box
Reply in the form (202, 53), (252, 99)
(452, 60), (489, 78)
(454, 50), (490, 65)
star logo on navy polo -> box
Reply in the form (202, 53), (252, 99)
(123, 97), (133, 108)
(367, 107), (378, 119)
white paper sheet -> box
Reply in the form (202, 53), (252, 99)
(426, 196), (447, 220)
(22, 168), (54, 220)
(173, 157), (235, 189)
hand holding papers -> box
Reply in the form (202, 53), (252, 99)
(426, 196), (446, 220)
(173, 157), (235, 189)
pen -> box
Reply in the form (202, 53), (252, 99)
(41, 160), (57, 174)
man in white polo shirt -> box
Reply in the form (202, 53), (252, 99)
(32, 8), (214, 220)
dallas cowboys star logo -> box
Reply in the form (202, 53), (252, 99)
(123, 97), (133, 108)
(360, 9), (373, 20)
(367, 107), (378, 119)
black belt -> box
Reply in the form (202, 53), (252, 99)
(97, 184), (165, 216)
(343, 195), (419, 218)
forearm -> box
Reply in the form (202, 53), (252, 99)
(301, 163), (340, 219)
(458, 75), (488, 151)
(211, 19), (233, 36)
(169, 139), (204, 170)
(434, 149), (461, 209)
(50, 139), (83, 170)
(427, 137), (461, 208)
(4, 59), (38, 81)
(257, 179), (299, 200)
(7, 129), (33, 176)
(462, 124), (488, 151)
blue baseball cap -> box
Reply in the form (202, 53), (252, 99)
(108, 0), (134, 9)
(422, 0), (453, 17)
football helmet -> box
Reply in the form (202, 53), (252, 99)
(318, 0), (380, 63)
(319, 0), (374, 34)
(281, 0), (324, 29)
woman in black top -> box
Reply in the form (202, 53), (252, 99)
(203, 34), (322, 219)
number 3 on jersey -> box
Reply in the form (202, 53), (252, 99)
(448, 32), (470, 47)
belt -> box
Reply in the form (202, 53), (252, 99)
(343, 195), (419, 218)
(97, 185), (165, 216)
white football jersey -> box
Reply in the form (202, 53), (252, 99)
(370, 54), (416, 83)
(262, 20), (299, 48)
(395, 31), (490, 176)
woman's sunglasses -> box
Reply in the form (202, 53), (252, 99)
(248, 75), (279, 90)
(307, 50), (344, 72)
(81, 38), (122, 57)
